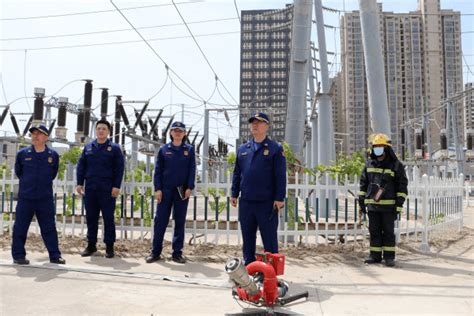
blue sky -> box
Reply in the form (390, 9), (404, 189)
(0, 0), (472, 152)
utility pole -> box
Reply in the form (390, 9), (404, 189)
(422, 97), (433, 176)
(307, 42), (317, 170)
(285, 0), (313, 157)
(203, 107), (209, 184)
(358, 0), (390, 135)
(314, 0), (335, 165)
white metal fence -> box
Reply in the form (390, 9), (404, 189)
(0, 167), (466, 252)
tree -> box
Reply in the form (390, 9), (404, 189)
(58, 146), (83, 180)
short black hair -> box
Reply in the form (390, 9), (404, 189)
(96, 119), (111, 130)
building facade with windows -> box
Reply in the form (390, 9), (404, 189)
(239, 6), (293, 144)
(338, 0), (463, 156)
(465, 82), (474, 132)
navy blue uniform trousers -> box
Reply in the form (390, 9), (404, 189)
(12, 198), (61, 260)
(84, 189), (116, 244)
(152, 189), (188, 257)
(239, 199), (278, 265)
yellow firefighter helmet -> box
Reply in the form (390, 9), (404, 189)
(370, 133), (391, 146)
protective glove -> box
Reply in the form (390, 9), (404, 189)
(358, 197), (366, 214)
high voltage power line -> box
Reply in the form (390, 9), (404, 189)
(0, 17), (238, 41)
(0, 1), (203, 21)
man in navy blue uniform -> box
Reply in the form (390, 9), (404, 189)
(231, 112), (287, 265)
(12, 124), (65, 265)
(76, 119), (124, 258)
(146, 121), (196, 264)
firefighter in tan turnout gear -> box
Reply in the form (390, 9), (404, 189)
(359, 134), (408, 267)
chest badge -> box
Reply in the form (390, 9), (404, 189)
(263, 149), (269, 156)
(107, 146), (112, 152)
(184, 151), (189, 156)
(48, 157), (53, 163)
(25, 157), (32, 161)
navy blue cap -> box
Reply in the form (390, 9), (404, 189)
(248, 112), (270, 124)
(171, 121), (186, 131)
(29, 123), (49, 136)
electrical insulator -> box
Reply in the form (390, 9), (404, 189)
(33, 95), (44, 123)
(467, 129), (473, 150)
(76, 110), (84, 132)
(10, 114), (20, 136)
(197, 136), (205, 153)
(162, 117), (174, 141)
(134, 110), (146, 133)
(115, 96), (122, 121)
(440, 129), (447, 150)
(100, 88), (108, 119)
(414, 128), (422, 159)
(149, 110), (162, 136)
(191, 131), (199, 146)
(22, 115), (33, 136)
(58, 104), (67, 127)
(466, 129), (474, 160)
(49, 119), (56, 134)
(218, 138), (223, 153)
(83, 80), (93, 137)
(133, 102), (149, 131)
(119, 105), (130, 128)
(0, 106), (8, 126)
(114, 121), (121, 144)
(121, 127), (126, 148)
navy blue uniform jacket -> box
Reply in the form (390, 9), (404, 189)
(15, 145), (59, 200)
(232, 137), (286, 201)
(76, 139), (125, 192)
(154, 142), (196, 192)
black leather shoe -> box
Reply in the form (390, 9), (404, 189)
(145, 254), (161, 263)
(80, 244), (97, 257)
(364, 256), (382, 264)
(105, 244), (115, 259)
(385, 258), (396, 267)
(13, 258), (30, 265)
(172, 255), (186, 264)
(50, 257), (66, 264)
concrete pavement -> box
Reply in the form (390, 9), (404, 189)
(1, 205), (473, 315)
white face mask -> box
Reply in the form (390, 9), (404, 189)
(373, 147), (384, 156)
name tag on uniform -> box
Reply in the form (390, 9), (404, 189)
(107, 146), (112, 152)
(263, 149), (269, 156)
(184, 151), (189, 156)
(241, 152), (248, 156)
(48, 157), (53, 163)
(165, 152), (173, 155)
(25, 157), (32, 161)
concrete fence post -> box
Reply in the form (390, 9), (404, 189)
(420, 174), (430, 253)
